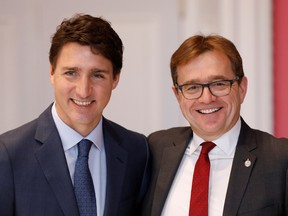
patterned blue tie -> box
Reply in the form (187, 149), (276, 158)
(74, 139), (97, 216)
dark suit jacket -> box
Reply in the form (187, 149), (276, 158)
(0, 105), (149, 216)
(142, 118), (288, 216)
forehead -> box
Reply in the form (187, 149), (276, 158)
(58, 43), (93, 58)
(56, 42), (113, 70)
(177, 50), (234, 83)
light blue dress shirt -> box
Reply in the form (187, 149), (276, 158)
(51, 103), (107, 216)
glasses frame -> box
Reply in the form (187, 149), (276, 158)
(175, 76), (240, 100)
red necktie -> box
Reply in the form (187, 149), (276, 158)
(189, 141), (216, 216)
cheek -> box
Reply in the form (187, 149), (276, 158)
(93, 85), (112, 99)
(54, 81), (72, 97)
(225, 95), (242, 116)
(179, 99), (195, 115)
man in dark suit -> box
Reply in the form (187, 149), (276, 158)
(0, 14), (149, 216)
(142, 34), (288, 216)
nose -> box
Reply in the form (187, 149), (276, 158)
(76, 77), (91, 98)
(198, 86), (216, 103)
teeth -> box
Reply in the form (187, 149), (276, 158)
(73, 100), (92, 106)
(199, 108), (220, 114)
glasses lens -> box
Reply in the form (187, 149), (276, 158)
(209, 80), (231, 96)
(182, 84), (202, 99)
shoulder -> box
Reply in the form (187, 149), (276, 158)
(0, 105), (54, 151)
(102, 118), (148, 154)
(147, 126), (192, 152)
(103, 117), (146, 140)
(148, 126), (191, 142)
(102, 118), (149, 165)
(240, 119), (288, 158)
(254, 129), (288, 144)
(240, 118), (288, 146)
(0, 118), (39, 164)
(0, 119), (38, 145)
(253, 129), (288, 153)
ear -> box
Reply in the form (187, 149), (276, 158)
(49, 65), (55, 85)
(112, 73), (120, 90)
(172, 86), (181, 103)
(239, 76), (248, 103)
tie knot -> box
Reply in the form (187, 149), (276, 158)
(201, 141), (216, 154)
(78, 139), (93, 157)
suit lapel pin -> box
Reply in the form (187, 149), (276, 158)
(244, 158), (251, 167)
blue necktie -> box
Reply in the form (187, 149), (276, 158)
(74, 139), (97, 216)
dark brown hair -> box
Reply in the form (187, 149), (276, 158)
(49, 14), (123, 78)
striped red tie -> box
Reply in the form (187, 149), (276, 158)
(189, 142), (215, 216)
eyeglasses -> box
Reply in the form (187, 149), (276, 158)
(175, 77), (240, 100)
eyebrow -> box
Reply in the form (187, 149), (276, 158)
(62, 66), (109, 73)
(62, 66), (79, 71)
(91, 68), (110, 73)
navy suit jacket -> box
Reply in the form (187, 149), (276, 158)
(0, 105), (149, 216)
(142, 118), (288, 216)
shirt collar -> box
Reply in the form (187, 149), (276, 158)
(186, 118), (241, 156)
(51, 102), (104, 151)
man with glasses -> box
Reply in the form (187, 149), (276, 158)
(142, 34), (288, 216)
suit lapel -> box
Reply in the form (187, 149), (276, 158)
(102, 119), (128, 216)
(223, 119), (257, 215)
(152, 128), (192, 215)
(34, 106), (79, 216)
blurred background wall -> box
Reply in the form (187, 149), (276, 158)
(0, 0), (286, 137)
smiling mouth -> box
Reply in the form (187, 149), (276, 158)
(197, 107), (221, 114)
(72, 99), (93, 106)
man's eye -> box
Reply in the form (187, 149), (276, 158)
(186, 85), (200, 91)
(64, 71), (76, 76)
(213, 81), (228, 87)
(93, 73), (105, 79)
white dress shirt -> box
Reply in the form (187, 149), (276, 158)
(52, 103), (106, 216)
(161, 119), (241, 216)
